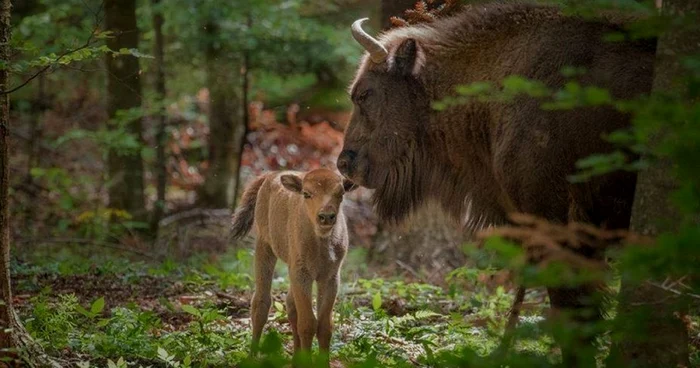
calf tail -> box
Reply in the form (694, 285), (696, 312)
(230, 174), (267, 241)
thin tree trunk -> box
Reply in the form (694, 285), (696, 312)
(607, 0), (698, 366)
(0, 0), (13, 353)
(105, 0), (145, 219)
(198, 21), (244, 209)
(151, 0), (167, 234)
(232, 12), (252, 209)
(0, 2), (60, 365)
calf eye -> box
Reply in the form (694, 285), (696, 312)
(303, 191), (312, 199)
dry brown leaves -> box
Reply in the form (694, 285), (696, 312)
(476, 213), (654, 271)
(390, 0), (463, 28)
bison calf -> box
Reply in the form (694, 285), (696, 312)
(230, 168), (357, 361)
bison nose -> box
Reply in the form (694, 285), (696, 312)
(337, 150), (357, 176)
(317, 212), (337, 226)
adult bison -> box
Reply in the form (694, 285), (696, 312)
(337, 2), (656, 366)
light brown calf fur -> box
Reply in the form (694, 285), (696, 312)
(230, 168), (356, 360)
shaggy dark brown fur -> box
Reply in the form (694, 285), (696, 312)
(338, 2), (656, 366)
(340, 2), (655, 230)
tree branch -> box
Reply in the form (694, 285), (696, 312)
(645, 277), (700, 301)
(0, 31), (101, 95)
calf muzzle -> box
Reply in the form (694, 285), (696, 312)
(317, 212), (337, 226)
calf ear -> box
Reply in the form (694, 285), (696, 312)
(280, 175), (303, 193)
(392, 38), (424, 76)
(343, 179), (358, 193)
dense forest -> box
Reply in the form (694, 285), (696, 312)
(1, 0), (699, 367)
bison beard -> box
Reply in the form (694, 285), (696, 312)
(371, 138), (505, 231)
(342, 2), (657, 367)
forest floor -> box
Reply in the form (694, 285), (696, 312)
(10, 243), (561, 368)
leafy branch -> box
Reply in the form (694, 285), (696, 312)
(1, 28), (105, 95)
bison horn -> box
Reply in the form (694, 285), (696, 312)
(351, 18), (388, 64)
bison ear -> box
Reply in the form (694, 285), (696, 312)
(343, 179), (358, 193)
(392, 38), (424, 76)
(280, 175), (303, 193)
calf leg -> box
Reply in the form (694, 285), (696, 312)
(251, 241), (276, 355)
(316, 274), (339, 353)
(286, 289), (301, 353)
(291, 267), (316, 352)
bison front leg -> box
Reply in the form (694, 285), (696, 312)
(547, 285), (604, 368)
(251, 241), (276, 356)
(291, 267), (316, 352)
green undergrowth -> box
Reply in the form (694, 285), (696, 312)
(12, 246), (556, 367)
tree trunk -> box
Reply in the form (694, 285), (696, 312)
(381, 0), (418, 30)
(0, 0), (13, 353)
(198, 22), (245, 209)
(105, 0), (145, 218)
(0, 2), (60, 366)
(150, 0), (167, 234)
(607, 0), (698, 366)
(232, 13), (252, 209)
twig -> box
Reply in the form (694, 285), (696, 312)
(158, 208), (231, 228)
(645, 278), (700, 300)
(215, 291), (243, 301)
(492, 286), (526, 357)
(341, 288), (368, 296)
(395, 259), (425, 282)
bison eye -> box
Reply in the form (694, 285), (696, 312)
(303, 191), (312, 199)
(357, 89), (373, 103)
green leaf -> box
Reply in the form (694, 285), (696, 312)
(159, 297), (175, 312)
(96, 318), (111, 328)
(415, 310), (441, 320)
(29, 167), (45, 178)
(58, 196), (74, 211)
(90, 297), (105, 315)
(75, 304), (91, 318)
(157, 346), (170, 360)
(181, 304), (200, 317)
(372, 292), (382, 312)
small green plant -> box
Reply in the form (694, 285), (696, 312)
(24, 292), (80, 351)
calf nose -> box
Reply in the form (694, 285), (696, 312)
(317, 212), (337, 226)
(336, 150), (357, 176)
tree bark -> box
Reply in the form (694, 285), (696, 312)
(198, 21), (245, 209)
(105, 0), (145, 218)
(0, 0), (12, 353)
(0, 2), (60, 366)
(232, 13), (253, 209)
(608, 0), (698, 366)
(150, 0), (167, 234)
